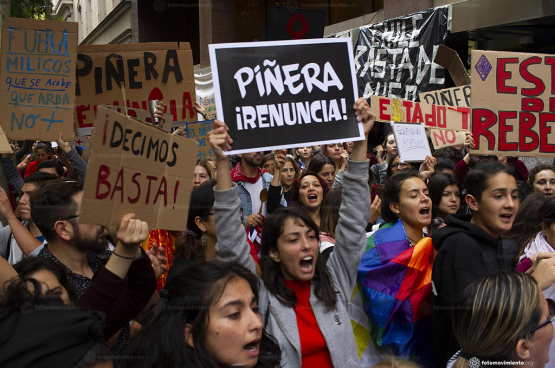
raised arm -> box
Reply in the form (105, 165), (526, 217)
(57, 133), (88, 183)
(209, 120), (257, 274)
(327, 97), (374, 298)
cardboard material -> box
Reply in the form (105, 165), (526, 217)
(186, 119), (215, 159)
(209, 38), (364, 155)
(0, 126), (13, 154)
(80, 106), (197, 231)
(104, 105), (173, 133)
(434, 45), (471, 87)
(199, 96), (217, 120)
(75, 43), (196, 133)
(471, 50), (555, 157)
(0, 18), (78, 140)
(371, 95), (470, 131)
(391, 122), (431, 162)
(430, 128), (466, 149)
(419, 85), (471, 108)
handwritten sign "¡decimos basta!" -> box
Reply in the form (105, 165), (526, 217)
(80, 106), (197, 231)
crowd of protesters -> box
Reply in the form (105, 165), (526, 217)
(0, 97), (555, 368)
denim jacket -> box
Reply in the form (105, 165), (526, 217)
(236, 173), (286, 224)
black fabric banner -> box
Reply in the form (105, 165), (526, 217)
(353, 7), (450, 102)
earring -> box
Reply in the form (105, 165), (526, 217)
(201, 233), (207, 247)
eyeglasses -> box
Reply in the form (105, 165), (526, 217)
(395, 162), (410, 169)
(51, 214), (80, 232)
(531, 299), (555, 333)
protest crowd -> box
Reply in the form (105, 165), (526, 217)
(3, 6), (555, 368)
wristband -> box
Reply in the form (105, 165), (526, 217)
(112, 250), (138, 260)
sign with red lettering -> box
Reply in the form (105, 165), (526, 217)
(430, 128), (466, 149)
(471, 50), (555, 157)
(370, 95), (469, 131)
(75, 43), (196, 135)
(80, 106), (197, 231)
(0, 18), (78, 140)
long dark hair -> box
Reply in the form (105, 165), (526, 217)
(428, 173), (460, 219)
(290, 172), (330, 209)
(307, 153), (335, 174)
(506, 194), (555, 259)
(259, 207), (337, 311)
(381, 169), (420, 224)
(126, 261), (281, 368)
(319, 188), (342, 238)
(173, 180), (217, 264)
(13, 256), (78, 304)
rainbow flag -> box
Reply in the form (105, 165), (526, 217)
(356, 220), (434, 366)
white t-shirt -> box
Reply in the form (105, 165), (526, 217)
(243, 178), (267, 217)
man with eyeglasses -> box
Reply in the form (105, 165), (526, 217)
(30, 179), (158, 360)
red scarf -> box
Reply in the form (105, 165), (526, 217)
(230, 162), (266, 184)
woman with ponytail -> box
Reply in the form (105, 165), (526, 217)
(451, 271), (553, 368)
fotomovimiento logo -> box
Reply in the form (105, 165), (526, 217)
(153, 0), (165, 12)
(468, 357), (480, 368)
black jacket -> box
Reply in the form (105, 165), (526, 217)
(431, 214), (512, 367)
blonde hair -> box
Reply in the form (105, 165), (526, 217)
(452, 271), (542, 368)
(195, 158), (214, 179)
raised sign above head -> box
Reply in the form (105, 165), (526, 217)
(471, 50), (555, 157)
(209, 38), (364, 155)
(391, 122), (431, 163)
(0, 18), (78, 140)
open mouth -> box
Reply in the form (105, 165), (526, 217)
(308, 194), (318, 202)
(419, 207), (430, 215)
(300, 256), (314, 273)
(243, 339), (260, 357)
(500, 214), (513, 222)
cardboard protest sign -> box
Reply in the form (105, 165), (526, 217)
(419, 85), (471, 108)
(354, 7), (450, 101)
(209, 38), (363, 155)
(371, 95), (469, 131)
(75, 43), (196, 135)
(430, 129), (466, 149)
(0, 125), (13, 154)
(471, 50), (555, 157)
(105, 105), (173, 133)
(186, 119), (215, 159)
(434, 45), (471, 87)
(391, 122), (431, 162)
(80, 106), (197, 231)
(199, 96), (217, 120)
(0, 18), (78, 140)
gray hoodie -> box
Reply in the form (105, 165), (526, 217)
(214, 159), (370, 368)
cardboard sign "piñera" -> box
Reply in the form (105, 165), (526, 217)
(471, 50), (555, 157)
(371, 95), (469, 131)
(75, 43), (196, 135)
(0, 18), (78, 140)
(80, 106), (197, 231)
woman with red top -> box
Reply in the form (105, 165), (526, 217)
(209, 97), (375, 367)
(24, 142), (54, 178)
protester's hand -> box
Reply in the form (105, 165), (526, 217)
(172, 125), (187, 137)
(353, 97), (375, 137)
(147, 242), (168, 279)
(374, 145), (384, 164)
(207, 119), (233, 160)
(274, 150), (286, 168)
(340, 151), (349, 171)
(497, 155), (508, 165)
(529, 252), (555, 290)
(56, 133), (71, 154)
(246, 214), (263, 228)
(193, 102), (208, 120)
(154, 101), (165, 127)
(0, 187), (15, 221)
(369, 195), (381, 225)
(418, 155), (436, 181)
(116, 214), (149, 257)
(464, 132), (475, 150)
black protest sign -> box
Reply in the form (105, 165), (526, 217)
(209, 38), (363, 154)
(354, 6), (450, 101)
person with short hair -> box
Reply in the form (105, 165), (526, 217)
(0, 173), (58, 264)
(36, 160), (64, 177)
(261, 153), (276, 176)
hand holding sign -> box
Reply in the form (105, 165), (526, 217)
(464, 132), (475, 150)
(418, 155), (437, 181)
(351, 97), (375, 162)
(208, 119), (233, 160)
(116, 213), (149, 254)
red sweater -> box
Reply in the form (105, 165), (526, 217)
(284, 279), (334, 368)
